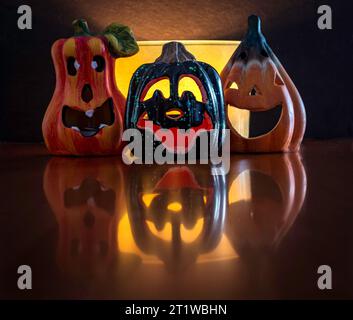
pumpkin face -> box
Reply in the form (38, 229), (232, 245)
(42, 19), (138, 155)
(125, 41), (225, 155)
(126, 164), (226, 271)
(43, 157), (124, 277)
(226, 153), (307, 255)
(221, 15), (306, 152)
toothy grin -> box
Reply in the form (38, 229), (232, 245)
(62, 98), (115, 137)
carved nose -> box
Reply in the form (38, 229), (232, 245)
(81, 84), (93, 103)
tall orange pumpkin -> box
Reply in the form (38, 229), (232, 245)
(221, 15), (306, 153)
(42, 19), (138, 155)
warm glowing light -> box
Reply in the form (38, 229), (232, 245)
(180, 218), (204, 243)
(228, 107), (250, 138)
(227, 79), (249, 138)
(203, 195), (207, 204)
(142, 193), (159, 208)
(229, 81), (239, 90)
(178, 76), (202, 101)
(146, 218), (204, 243)
(146, 220), (172, 242)
(143, 78), (170, 100)
(165, 109), (183, 120)
(117, 213), (238, 264)
(167, 201), (182, 212)
(229, 169), (252, 204)
(118, 213), (162, 264)
(115, 40), (249, 137)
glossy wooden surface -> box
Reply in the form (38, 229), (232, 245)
(0, 140), (352, 299)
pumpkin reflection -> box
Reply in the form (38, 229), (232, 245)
(125, 164), (227, 271)
(43, 154), (306, 287)
(43, 157), (124, 278)
(226, 153), (307, 256)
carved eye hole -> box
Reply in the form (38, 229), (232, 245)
(178, 76), (203, 102)
(166, 109), (184, 120)
(67, 56), (79, 76)
(239, 52), (247, 60)
(261, 49), (269, 58)
(229, 81), (239, 90)
(91, 55), (105, 72)
(248, 86), (261, 96)
(143, 79), (170, 101)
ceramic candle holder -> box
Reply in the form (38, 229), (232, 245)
(42, 19), (138, 155)
(221, 15), (306, 153)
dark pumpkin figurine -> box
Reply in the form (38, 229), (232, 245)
(42, 19), (138, 155)
(221, 15), (306, 153)
(125, 41), (226, 156)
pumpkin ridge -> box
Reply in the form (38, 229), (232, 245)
(155, 41), (196, 64)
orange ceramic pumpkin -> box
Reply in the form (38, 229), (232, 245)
(226, 153), (307, 254)
(43, 157), (124, 278)
(42, 19), (138, 155)
(221, 15), (306, 153)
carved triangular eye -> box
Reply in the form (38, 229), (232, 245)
(229, 81), (239, 90)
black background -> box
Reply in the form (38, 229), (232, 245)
(0, 0), (352, 142)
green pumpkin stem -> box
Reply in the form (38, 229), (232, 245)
(72, 19), (91, 36)
(155, 42), (196, 63)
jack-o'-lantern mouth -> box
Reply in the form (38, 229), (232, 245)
(229, 103), (283, 138)
(137, 114), (213, 152)
(62, 98), (115, 137)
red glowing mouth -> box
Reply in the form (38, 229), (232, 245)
(137, 114), (214, 153)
